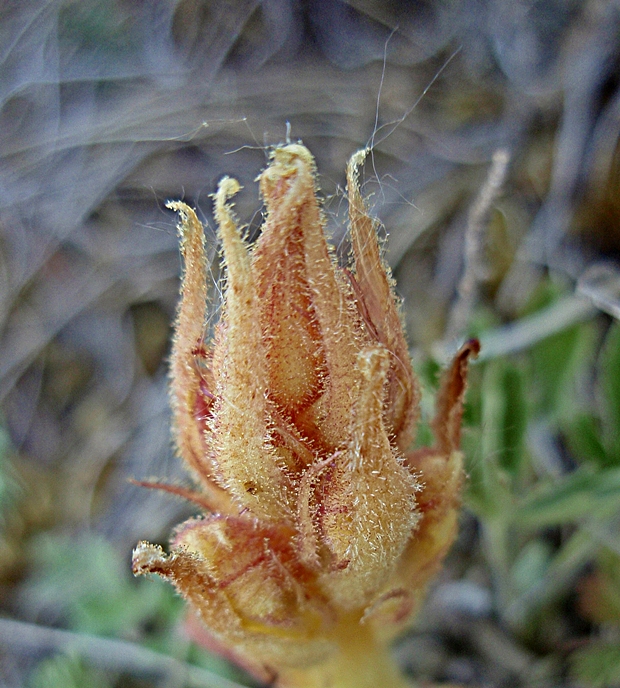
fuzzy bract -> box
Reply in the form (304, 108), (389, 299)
(132, 144), (478, 684)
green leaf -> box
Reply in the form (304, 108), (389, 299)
(25, 533), (183, 641)
(463, 442), (514, 519)
(564, 413), (609, 468)
(571, 643), (620, 688)
(599, 323), (620, 461)
(516, 468), (620, 527)
(530, 321), (595, 421)
(463, 439), (503, 517)
(464, 360), (528, 516)
(481, 361), (528, 478)
(29, 654), (111, 688)
(511, 539), (552, 596)
(498, 365), (528, 475)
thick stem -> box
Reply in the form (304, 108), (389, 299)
(276, 616), (411, 688)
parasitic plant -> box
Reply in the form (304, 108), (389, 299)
(132, 144), (478, 688)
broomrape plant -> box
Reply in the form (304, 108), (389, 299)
(132, 144), (478, 688)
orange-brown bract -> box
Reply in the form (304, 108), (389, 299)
(132, 144), (478, 688)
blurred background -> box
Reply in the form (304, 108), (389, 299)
(1, 1), (620, 686)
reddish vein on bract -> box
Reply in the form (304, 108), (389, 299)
(133, 144), (478, 687)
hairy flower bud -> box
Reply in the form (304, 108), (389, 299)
(133, 144), (478, 687)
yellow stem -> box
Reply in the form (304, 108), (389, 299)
(276, 616), (411, 688)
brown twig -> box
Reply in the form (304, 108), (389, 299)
(445, 149), (510, 343)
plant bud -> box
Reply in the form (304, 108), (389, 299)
(133, 144), (478, 686)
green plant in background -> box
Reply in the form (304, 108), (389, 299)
(454, 285), (620, 685)
(29, 653), (110, 688)
(25, 534), (181, 643)
(22, 533), (250, 688)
